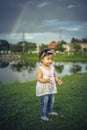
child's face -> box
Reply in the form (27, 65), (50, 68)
(41, 54), (53, 66)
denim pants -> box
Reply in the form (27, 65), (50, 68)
(39, 94), (54, 117)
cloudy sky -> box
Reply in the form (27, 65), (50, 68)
(0, 0), (87, 44)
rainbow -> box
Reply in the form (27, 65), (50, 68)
(12, 2), (28, 34)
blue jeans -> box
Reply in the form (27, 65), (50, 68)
(39, 94), (54, 117)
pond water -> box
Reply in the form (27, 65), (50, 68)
(0, 60), (87, 83)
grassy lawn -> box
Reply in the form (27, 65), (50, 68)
(0, 73), (87, 130)
(21, 54), (87, 62)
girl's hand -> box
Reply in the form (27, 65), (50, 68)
(57, 79), (63, 86)
(46, 78), (51, 83)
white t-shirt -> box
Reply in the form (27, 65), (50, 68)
(36, 65), (57, 96)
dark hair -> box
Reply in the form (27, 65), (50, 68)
(39, 49), (54, 60)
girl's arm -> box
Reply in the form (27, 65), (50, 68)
(37, 68), (50, 83)
(54, 73), (63, 86)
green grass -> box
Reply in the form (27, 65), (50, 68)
(21, 54), (87, 62)
(0, 73), (87, 130)
(21, 53), (39, 62)
(54, 54), (87, 62)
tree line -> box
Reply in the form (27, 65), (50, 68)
(0, 37), (87, 54)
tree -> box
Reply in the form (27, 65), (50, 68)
(71, 38), (79, 43)
(20, 41), (37, 53)
(0, 40), (10, 51)
(10, 44), (22, 53)
(83, 48), (87, 53)
(39, 44), (48, 52)
(71, 43), (82, 54)
(60, 40), (66, 44)
(55, 43), (65, 53)
(81, 38), (87, 42)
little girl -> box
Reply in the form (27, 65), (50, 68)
(36, 49), (63, 121)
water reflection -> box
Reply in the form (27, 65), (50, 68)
(0, 60), (87, 83)
(0, 60), (9, 68)
(54, 64), (64, 73)
(85, 66), (87, 70)
(70, 64), (82, 73)
(10, 61), (36, 73)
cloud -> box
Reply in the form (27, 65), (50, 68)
(27, 1), (33, 5)
(66, 27), (80, 31)
(68, 5), (75, 9)
(42, 19), (58, 26)
(68, 4), (80, 9)
(26, 1), (35, 6)
(0, 33), (34, 44)
(60, 23), (82, 32)
(37, 19), (83, 33)
(37, 2), (48, 8)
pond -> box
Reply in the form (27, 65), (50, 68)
(0, 60), (87, 83)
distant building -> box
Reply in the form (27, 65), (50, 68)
(63, 43), (71, 52)
(48, 41), (87, 53)
(48, 41), (58, 49)
(79, 42), (87, 49)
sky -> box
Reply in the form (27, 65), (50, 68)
(0, 0), (87, 44)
